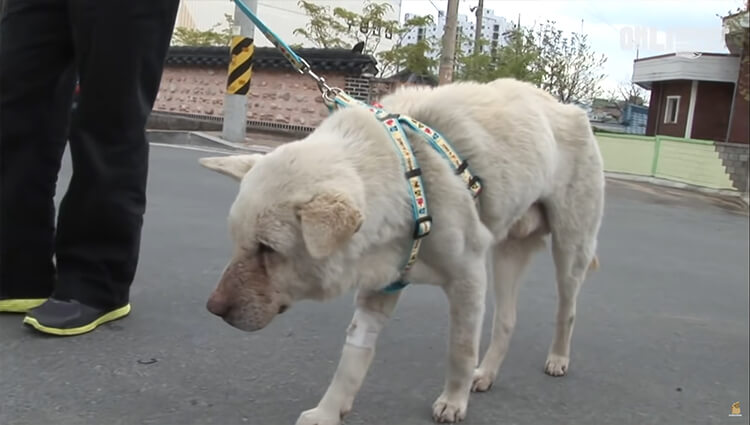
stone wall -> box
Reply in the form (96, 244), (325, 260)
(154, 66), (349, 128)
(152, 57), (436, 132)
(715, 142), (750, 192)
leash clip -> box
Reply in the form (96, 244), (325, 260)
(322, 86), (344, 104)
(297, 57), (312, 75)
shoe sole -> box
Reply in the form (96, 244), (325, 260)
(0, 298), (47, 313)
(22, 304), (131, 336)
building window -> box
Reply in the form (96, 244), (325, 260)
(664, 96), (680, 124)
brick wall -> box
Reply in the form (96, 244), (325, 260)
(344, 76), (372, 102)
(715, 142), (750, 191)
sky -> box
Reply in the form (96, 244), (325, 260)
(184, 0), (746, 92)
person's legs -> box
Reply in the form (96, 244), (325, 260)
(0, 0), (74, 313)
(23, 0), (179, 334)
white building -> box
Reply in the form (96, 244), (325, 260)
(403, 8), (513, 59)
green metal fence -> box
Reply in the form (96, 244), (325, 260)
(594, 132), (735, 190)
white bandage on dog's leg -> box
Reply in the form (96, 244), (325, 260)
(345, 309), (387, 349)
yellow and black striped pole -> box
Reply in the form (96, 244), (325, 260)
(222, 0), (257, 143)
(226, 36), (254, 95)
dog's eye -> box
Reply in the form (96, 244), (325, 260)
(258, 242), (274, 255)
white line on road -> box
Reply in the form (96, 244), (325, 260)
(149, 143), (264, 155)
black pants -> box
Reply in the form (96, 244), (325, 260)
(0, 0), (179, 309)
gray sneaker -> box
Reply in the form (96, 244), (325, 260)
(23, 298), (131, 336)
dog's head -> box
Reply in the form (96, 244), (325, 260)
(198, 148), (365, 332)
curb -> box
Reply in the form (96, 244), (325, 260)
(191, 131), (275, 154)
(605, 172), (745, 200)
(146, 130), (272, 154)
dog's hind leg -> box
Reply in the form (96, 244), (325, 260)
(543, 182), (603, 377)
(296, 290), (401, 425)
(543, 232), (595, 376)
(472, 235), (544, 392)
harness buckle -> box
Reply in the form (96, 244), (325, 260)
(455, 160), (469, 175)
(377, 112), (401, 121)
(404, 168), (422, 179)
(468, 175), (483, 198)
(381, 280), (409, 293)
(413, 216), (432, 239)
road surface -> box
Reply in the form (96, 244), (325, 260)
(1, 144), (748, 425)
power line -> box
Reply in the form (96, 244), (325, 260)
(257, 1), (308, 17)
(428, 0), (442, 14)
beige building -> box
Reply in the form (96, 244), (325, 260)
(176, 0), (197, 29)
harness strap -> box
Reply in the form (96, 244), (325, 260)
(325, 91), (486, 291)
(336, 94), (484, 199)
(231, 0), (483, 293)
(397, 116), (483, 198)
(327, 91), (432, 278)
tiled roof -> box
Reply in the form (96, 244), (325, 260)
(166, 46), (378, 75)
(389, 69), (439, 86)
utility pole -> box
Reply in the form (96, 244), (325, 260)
(222, 0), (257, 143)
(438, 0), (459, 85)
(474, 0), (484, 55)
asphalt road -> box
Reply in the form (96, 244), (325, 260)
(1, 145), (748, 425)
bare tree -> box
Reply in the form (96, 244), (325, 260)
(613, 80), (649, 106)
(533, 21), (607, 103)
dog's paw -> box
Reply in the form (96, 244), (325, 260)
(544, 353), (569, 377)
(295, 408), (341, 425)
(432, 394), (468, 423)
(471, 368), (495, 392)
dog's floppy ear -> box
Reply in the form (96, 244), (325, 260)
(199, 154), (263, 181)
(298, 192), (364, 259)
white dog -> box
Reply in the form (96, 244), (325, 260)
(199, 78), (605, 424)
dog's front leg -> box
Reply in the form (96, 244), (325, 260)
(433, 269), (486, 423)
(296, 290), (401, 425)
